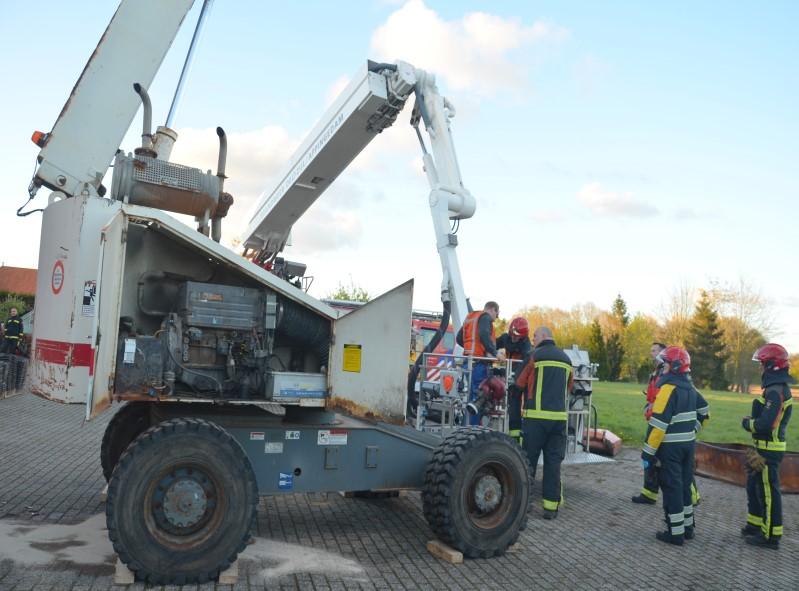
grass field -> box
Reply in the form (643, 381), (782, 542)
(592, 381), (799, 452)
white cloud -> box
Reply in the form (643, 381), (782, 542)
(577, 182), (659, 218)
(370, 0), (568, 95)
(168, 125), (299, 248)
(168, 126), (367, 253)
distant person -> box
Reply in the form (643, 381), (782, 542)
(641, 346), (709, 545)
(2, 308), (23, 354)
(495, 317), (532, 444)
(457, 301), (505, 426)
(516, 326), (572, 519)
(741, 343), (794, 549)
(633, 343), (705, 506)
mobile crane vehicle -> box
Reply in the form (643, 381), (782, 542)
(25, 0), (531, 583)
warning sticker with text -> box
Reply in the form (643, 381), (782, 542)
(317, 429), (348, 446)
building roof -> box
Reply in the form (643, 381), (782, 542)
(0, 266), (37, 296)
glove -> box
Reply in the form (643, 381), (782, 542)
(641, 451), (656, 469)
(745, 447), (766, 473)
(741, 416), (751, 432)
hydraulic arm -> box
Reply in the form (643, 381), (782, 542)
(241, 61), (476, 329)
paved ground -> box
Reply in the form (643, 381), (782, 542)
(0, 392), (796, 591)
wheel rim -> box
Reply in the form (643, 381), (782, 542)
(147, 465), (223, 545)
(465, 461), (514, 529)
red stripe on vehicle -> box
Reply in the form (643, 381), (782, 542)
(35, 339), (95, 376)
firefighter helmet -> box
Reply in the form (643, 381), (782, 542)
(658, 346), (691, 374)
(752, 343), (790, 371)
(509, 317), (529, 338)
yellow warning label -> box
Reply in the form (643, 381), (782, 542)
(343, 344), (362, 373)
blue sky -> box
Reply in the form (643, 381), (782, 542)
(1, 1), (797, 350)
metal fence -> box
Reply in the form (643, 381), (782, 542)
(0, 354), (28, 398)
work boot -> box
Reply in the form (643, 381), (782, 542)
(631, 493), (656, 505)
(684, 526), (695, 540)
(542, 510), (558, 520)
(745, 534), (779, 550)
(740, 524), (760, 537)
(655, 531), (684, 546)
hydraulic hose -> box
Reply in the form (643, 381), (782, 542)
(406, 300), (451, 418)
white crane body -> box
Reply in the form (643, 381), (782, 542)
(21, 2), (533, 582)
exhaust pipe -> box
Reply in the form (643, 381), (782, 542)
(133, 83), (154, 153)
(210, 127), (228, 243)
(216, 127), (227, 190)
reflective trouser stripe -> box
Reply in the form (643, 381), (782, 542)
(542, 485), (564, 512)
(523, 410), (567, 420)
(762, 467), (772, 539)
(755, 440), (786, 451)
(668, 512), (685, 536)
(747, 514), (763, 527)
(684, 505), (694, 527)
(509, 429), (523, 445)
(641, 487), (658, 501)
(772, 526), (784, 536)
(5, 336), (19, 340)
(690, 481), (700, 505)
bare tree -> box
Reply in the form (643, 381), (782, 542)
(708, 277), (775, 392)
(658, 281), (695, 347)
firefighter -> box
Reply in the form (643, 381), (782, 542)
(516, 326), (572, 519)
(642, 346), (709, 545)
(633, 342), (706, 505)
(741, 343), (794, 549)
(1, 308), (23, 355)
(496, 317), (532, 444)
(457, 301), (504, 426)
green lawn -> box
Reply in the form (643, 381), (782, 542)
(592, 381), (799, 452)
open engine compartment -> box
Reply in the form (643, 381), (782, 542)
(113, 220), (331, 402)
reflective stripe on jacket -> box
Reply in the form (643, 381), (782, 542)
(642, 373), (708, 456)
(745, 378), (793, 452)
(4, 318), (23, 339)
(517, 339), (573, 421)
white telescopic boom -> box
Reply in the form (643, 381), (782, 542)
(241, 60), (475, 331)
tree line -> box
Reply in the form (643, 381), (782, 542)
(509, 279), (798, 392)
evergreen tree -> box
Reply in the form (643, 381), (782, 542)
(612, 294), (630, 328)
(686, 291), (728, 390)
(606, 332), (625, 381)
(588, 320), (609, 380)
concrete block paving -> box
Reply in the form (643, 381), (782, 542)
(0, 393), (795, 590)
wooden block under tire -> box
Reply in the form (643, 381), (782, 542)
(218, 559), (239, 584)
(426, 540), (463, 564)
(114, 557), (135, 585)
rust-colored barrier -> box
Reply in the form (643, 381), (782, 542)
(694, 442), (799, 494)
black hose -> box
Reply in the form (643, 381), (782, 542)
(406, 300), (451, 418)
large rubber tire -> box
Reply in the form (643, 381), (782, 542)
(100, 403), (152, 482)
(422, 427), (532, 558)
(106, 418), (258, 585)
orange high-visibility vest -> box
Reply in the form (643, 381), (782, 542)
(462, 311), (494, 357)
